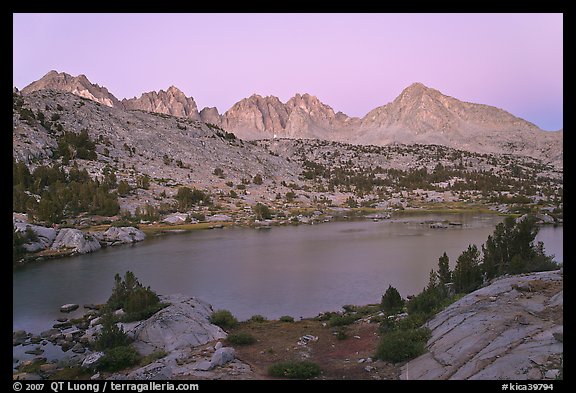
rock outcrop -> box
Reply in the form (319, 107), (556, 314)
(122, 86), (200, 120)
(401, 270), (563, 380)
(21, 70), (121, 108)
(92, 226), (146, 246)
(13, 222), (57, 252)
(122, 294), (227, 356)
(50, 228), (101, 254)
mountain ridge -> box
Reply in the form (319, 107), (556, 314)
(19, 70), (562, 164)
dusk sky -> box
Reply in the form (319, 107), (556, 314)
(13, 13), (563, 131)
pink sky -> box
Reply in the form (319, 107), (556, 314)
(13, 13), (562, 130)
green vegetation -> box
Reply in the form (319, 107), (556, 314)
(253, 174), (263, 185)
(375, 328), (431, 363)
(140, 350), (168, 366)
(279, 315), (295, 323)
(453, 245), (483, 293)
(253, 203), (272, 220)
(213, 167), (225, 178)
(94, 310), (131, 350)
(54, 129), (97, 163)
(107, 271), (164, 322)
(482, 216), (557, 278)
(97, 345), (141, 372)
(328, 313), (359, 327)
(226, 332), (257, 346)
(249, 314), (267, 323)
(268, 361), (321, 379)
(376, 214), (558, 363)
(381, 285), (404, 314)
(175, 186), (211, 210)
(13, 159), (119, 225)
(210, 310), (238, 329)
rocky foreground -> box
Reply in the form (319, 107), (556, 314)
(401, 270), (563, 380)
(14, 270), (563, 380)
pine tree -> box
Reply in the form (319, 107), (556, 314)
(453, 244), (482, 294)
(381, 285), (404, 314)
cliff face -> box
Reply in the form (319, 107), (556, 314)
(122, 86), (200, 120)
(401, 270), (563, 380)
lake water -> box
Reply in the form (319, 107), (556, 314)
(13, 213), (562, 336)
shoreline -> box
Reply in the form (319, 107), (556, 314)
(14, 204), (556, 268)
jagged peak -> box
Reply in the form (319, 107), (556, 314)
(166, 85), (185, 95)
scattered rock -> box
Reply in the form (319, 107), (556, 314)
(90, 373), (101, 380)
(13, 372), (42, 380)
(39, 363), (58, 374)
(364, 366), (375, 372)
(60, 304), (79, 313)
(194, 360), (213, 371)
(71, 343), (85, 353)
(81, 352), (105, 368)
(544, 369), (560, 379)
(526, 368), (542, 380)
(211, 347), (235, 367)
(24, 347), (44, 356)
(215, 342), (223, 350)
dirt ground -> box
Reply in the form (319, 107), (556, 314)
(230, 318), (399, 380)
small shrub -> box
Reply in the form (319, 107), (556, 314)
(210, 309), (238, 329)
(279, 315), (294, 323)
(328, 314), (359, 327)
(97, 345), (140, 372)
(94, 311), (130, 350)
(249, 314), (267, 323)
(226, 332), (256, 346)
(375, 328), (431, 363)
(335, 327), (348, 340)
(268, 361), (321, 379)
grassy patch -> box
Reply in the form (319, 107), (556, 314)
(48, 366), (91, 380)
(226, 332), (257, 346)
(140, 349), (168, 366)
(279, 315), (295, 322)
(268, 361), (321, 379)
(140, 222), (233, 236)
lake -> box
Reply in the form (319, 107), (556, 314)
(13, 213), (562, 336)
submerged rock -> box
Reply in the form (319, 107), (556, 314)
(60, 304), (79, 313)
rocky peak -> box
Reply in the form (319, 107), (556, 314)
(21, 70), (122, 108)
(122, 86), (200, 120)
(199, 107), (222, 126)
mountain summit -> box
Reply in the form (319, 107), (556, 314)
(122, 86), (200, 120)
(21, 70), (122, 108)
(19, 71), (562, 164)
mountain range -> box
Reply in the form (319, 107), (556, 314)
(20, 70), (562, 165)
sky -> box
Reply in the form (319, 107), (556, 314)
(13, 13), (563, 131)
